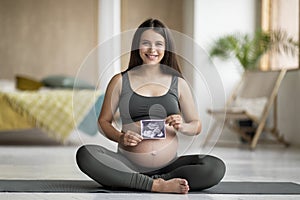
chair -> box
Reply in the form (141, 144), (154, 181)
(207, 69), (289, 149)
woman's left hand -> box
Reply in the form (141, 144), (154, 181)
(165, 114), (183, 131)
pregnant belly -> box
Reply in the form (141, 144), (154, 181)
(119, 123), (178, 169)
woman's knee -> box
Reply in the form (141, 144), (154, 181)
(76, 145), (98, 170)
(76, 145), (88, 169)
(205, 155), (226, 183)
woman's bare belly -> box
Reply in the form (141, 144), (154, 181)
(119, 121), (178, 169)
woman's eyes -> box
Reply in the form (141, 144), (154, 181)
(141, 41), (150, 46)
(141, 41), (164, 47)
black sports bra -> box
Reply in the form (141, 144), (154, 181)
(119, 72), (180, 125)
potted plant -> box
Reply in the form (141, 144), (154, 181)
(209, 29), (298, 70)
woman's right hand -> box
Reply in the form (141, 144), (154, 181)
(119, 130), (143, 146)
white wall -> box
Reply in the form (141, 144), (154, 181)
(277, 71), (300, 146)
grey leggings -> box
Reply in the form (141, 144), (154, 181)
(76, 144), (226, 191)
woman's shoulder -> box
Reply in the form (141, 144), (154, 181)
(177, 76), (191, 96)
(177, 76), (188, 86)
(111, 73), (122, 81)
(109, 68), (134, 86)
(107, 73), (123, 88)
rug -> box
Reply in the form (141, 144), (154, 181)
(0, 180), (300, 194)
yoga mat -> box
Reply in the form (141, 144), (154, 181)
(0, 180), (300, 194)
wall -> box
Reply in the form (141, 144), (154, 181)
(0, 0), (98, 81)
(277, 70), (300, 146)
(121, 0), (183, 32)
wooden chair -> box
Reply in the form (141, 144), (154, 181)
(207, 69), (289, 149)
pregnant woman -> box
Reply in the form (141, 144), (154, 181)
(76, 18), (225, 194)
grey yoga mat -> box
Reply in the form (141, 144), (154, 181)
(0, 180), (300, 194)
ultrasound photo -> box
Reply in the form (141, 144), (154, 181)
(140, 119), (166, 139)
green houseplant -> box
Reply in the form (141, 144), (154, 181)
(209, 29), (299, 70)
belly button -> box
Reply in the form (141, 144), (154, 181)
(151, 151), (157, 156)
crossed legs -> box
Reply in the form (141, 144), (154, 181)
(76, 144), (225, 193)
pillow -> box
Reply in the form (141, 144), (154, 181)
(15, 75), (43, 91)
(232, 97), (268, 119)
(42, 75), (95, 89)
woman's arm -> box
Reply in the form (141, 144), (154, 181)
(165, 77), (202, 136)
(98, 74), (124, 143)
(98, 73), (143, 146)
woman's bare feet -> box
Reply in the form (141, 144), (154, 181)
(151, 178), (189, 194)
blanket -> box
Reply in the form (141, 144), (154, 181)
(0, 90), (101, 143)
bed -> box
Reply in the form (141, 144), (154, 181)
(0, 78), (104, 144)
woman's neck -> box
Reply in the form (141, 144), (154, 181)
(135, 64), (162, 76)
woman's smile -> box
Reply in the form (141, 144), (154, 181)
(146, 53), (159, 60)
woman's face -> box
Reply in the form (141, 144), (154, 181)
(139, 29), (165, 65)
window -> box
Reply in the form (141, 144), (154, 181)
(261, 0), (299, 70)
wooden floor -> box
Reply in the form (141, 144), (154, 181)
(0, 139), (299, 200)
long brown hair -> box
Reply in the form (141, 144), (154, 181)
(126, 18), (182, 76)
